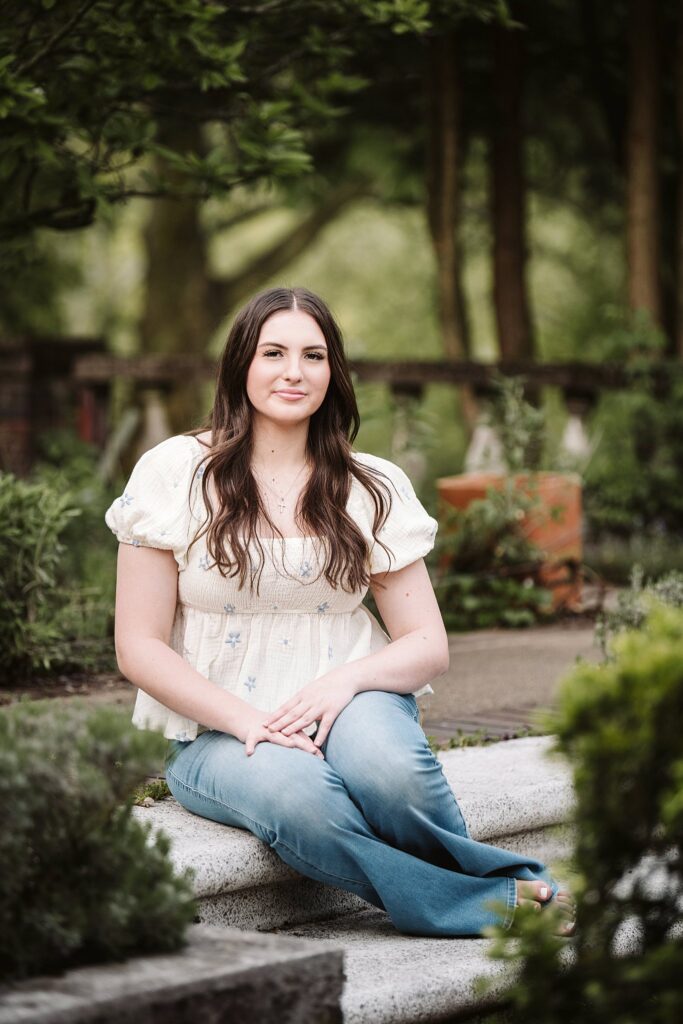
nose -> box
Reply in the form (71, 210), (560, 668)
(282, 356), (304, 382)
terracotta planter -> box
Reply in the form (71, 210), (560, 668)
(436, 471), (583, 610)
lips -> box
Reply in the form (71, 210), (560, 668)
(274, 390), (306, 397)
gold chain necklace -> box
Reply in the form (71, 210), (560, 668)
(252, 462), (309, 514)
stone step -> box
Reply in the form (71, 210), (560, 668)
(275, 908), (517, 1024)
(0, 925), (345, 1024)
(134, 736), (575, 934)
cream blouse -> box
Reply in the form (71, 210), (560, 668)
(104, 435), (438, 741)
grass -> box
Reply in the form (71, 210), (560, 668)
(132, 777), (171, 805)
(425, 723), (547, 755)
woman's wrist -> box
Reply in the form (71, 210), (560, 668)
(220, 700), (264, 743)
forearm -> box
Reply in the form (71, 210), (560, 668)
(117, 638), (252, 737)
(343, 628), (449, 696)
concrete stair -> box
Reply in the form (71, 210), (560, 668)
(134, 736), (575, 1022)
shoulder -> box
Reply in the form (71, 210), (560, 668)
(351, 451), (414, 494)
(350, 452), (438, 572)
(133, 434), (202, 477)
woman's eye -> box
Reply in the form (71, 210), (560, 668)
(262, 350), (325, 360)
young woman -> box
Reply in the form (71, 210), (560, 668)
(106, 286), (574, 937)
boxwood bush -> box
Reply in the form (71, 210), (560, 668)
(488, 603), (683, 1023)
(0, 701), (196, 981)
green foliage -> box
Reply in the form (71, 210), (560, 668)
(593, 307), (669, 364)
(0, 234), (80, 334)
(583, 315), (683, 541)
(430, 487), (552, 630)
(426, 724), (544, 755)
(487, 604), (683, 1024)
(0, 432), (118, 682)
(0, 700), (196, 981)
(425, 375), (557, 630)
(32, 429), (117, 585)
(0, 471), (81, 680)
(584, 380), (683, 539)
(1, 1), (252, 237)
(132, 777), (172, 804)
(584, 533), (683, 587)
(435, 485), (543, 574)
(0, 0), (509, 249)
(1, 0), (382, 244)
(488, 373), (546, 473)
(596, 566), (683, 657)
(434, 572), (552, 631)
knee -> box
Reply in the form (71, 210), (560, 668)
(329, 691), (416, 752)
(254, 751), (348, 835)
(368, 743), (441, 808)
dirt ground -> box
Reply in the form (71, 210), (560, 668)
(0, 670), (135, 711)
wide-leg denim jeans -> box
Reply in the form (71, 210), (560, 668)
(164, 689), (558, 936)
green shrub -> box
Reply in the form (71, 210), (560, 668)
(421, 375), (555, 630)
(583, 377), (683, 541)
(487, 604), (683, 1023)
(31, 428), (118, 586)
(596, 566), (683, 656)
(434, 485), (544, 575)
(433, 572), (552, 631)
(0, 430), (120, 682)
(0, 471), (82, 681)
(0, 701), (196, 981)
(584, 533), (683, 586)
(31, 429), (120, 674)
(488, 373), (546, 472)
(429, 488), (552, 630)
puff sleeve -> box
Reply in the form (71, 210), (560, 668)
(104, 435), (200, 571)
(352, 453), (439, 574)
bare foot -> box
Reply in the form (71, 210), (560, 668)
(515, 880), (576, 936)
(553, 889), (577, 936)
(515, 879), (553, 911)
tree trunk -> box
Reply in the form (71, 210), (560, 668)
(425, 30), (478, 431)
(626, 0), (661, 325)
(491, 22), (534, 362)
(140, 119), (214, 435)
(578, 0), (624, 167)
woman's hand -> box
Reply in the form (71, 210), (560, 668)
(238, 705), (324, 759)
(262, 674), (357, 749)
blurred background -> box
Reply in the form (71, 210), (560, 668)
(2, 0), (682, 685)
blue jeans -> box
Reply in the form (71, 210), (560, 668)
(165, 689), (558, 936)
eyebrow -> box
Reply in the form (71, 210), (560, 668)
(257, 341), (328, 351)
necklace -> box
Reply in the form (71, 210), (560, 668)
(252, 461), (309, 514)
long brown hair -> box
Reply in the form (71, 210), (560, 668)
(184, 286), (396, 594)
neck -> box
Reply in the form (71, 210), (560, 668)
(250, 415), (310, 475)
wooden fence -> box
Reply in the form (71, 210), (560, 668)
(2, 338), (682, 476)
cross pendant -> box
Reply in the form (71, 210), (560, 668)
(277, 500), (286, 513)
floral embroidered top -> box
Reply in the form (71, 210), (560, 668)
(104, 435), (439, 741)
